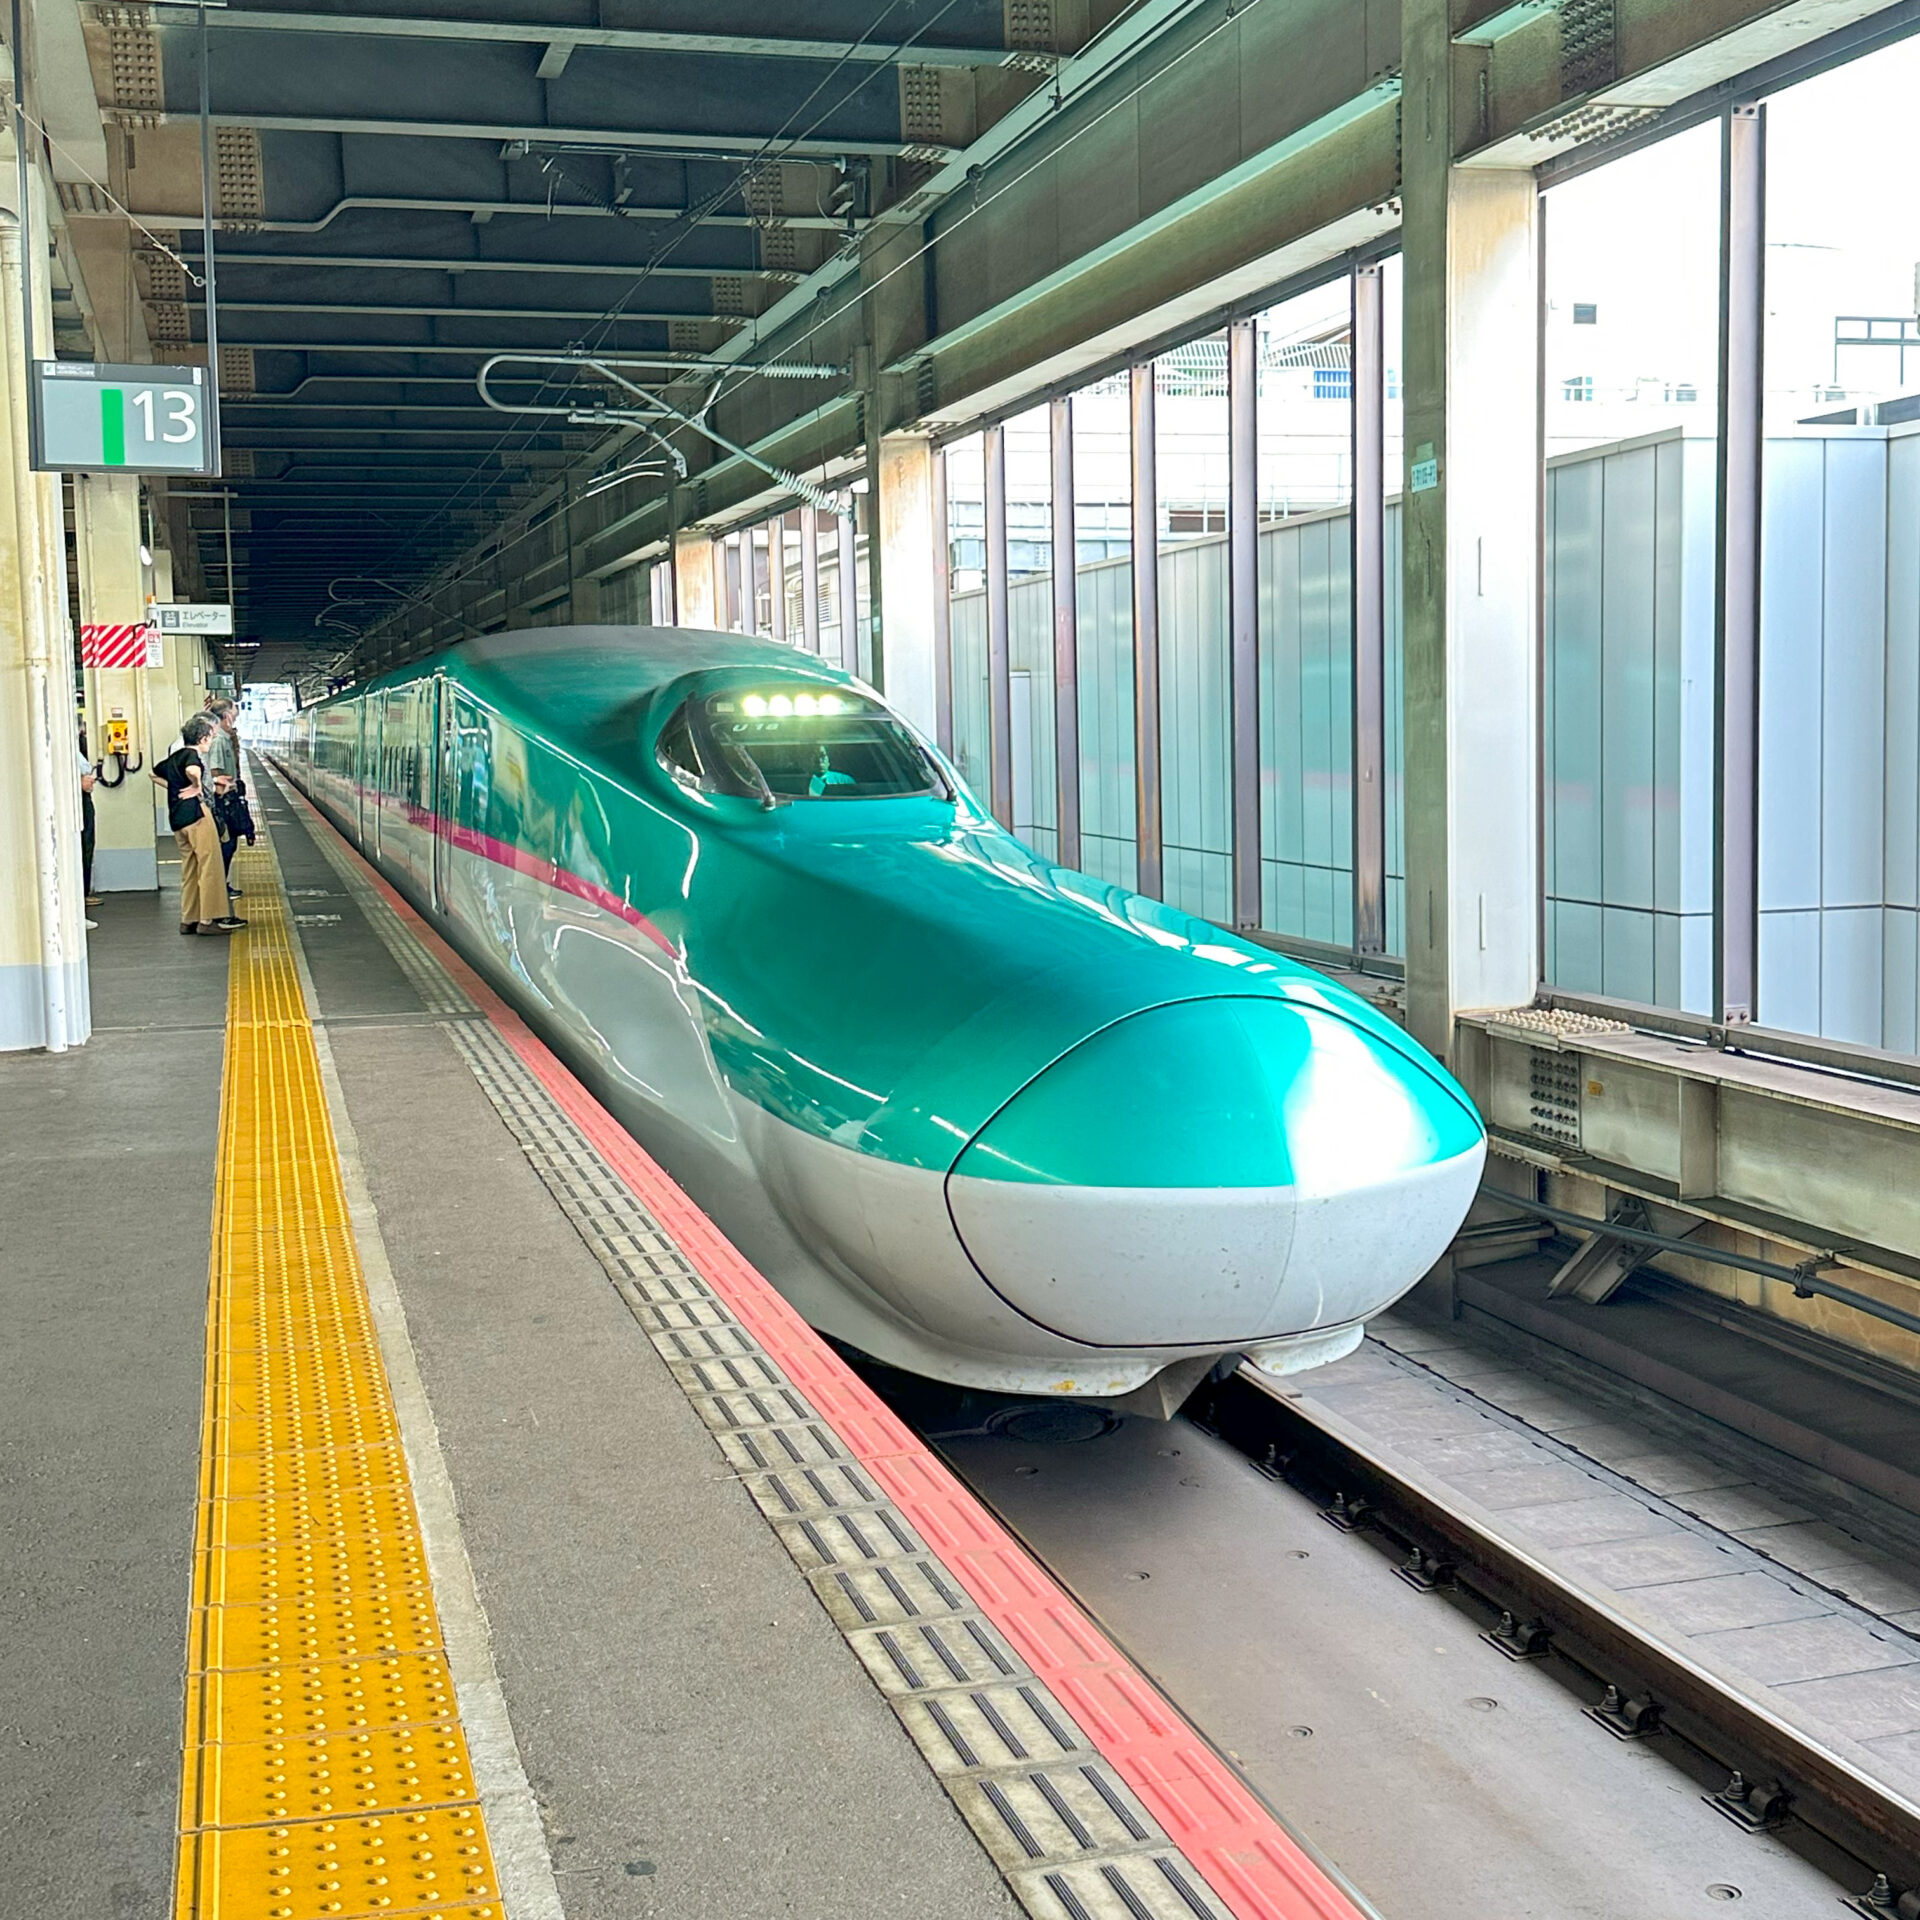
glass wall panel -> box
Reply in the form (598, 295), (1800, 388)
(752, 526), (775, 637)
(1155, 335), (1232, 920)
(943, 435), (991, 795)
(1253, 280), (1353, 947)
(1540, 124), (1722, 1012)
(1071, 376), (1136, 889)
(854, 491), (873, 681)
(720, 531), (744, 631)
(1382, 252), (1406, 955)
(809, 507), (844, 662)
(1757, 37), (1920, 1050)
(1004, 405), (1056, 856)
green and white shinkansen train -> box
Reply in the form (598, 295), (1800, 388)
(281, 626), (1484, 1403)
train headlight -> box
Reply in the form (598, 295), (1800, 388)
(770, 693), (794, 716)
(795, 693), (819, 715)
(742, 694), (768, 716)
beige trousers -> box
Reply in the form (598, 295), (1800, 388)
(176, 811), (228, 927)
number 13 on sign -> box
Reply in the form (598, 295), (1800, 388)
(130, 388), (198, 443)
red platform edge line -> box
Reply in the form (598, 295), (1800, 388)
(277, 772), (1367, 1920)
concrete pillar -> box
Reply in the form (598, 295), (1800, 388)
(876, 434), (938, 737)
(75, 473), (161, 890)
(0, 193), (89, 1049)
(1400, 1), (1540, 1059)
(672, 529), (718, 628)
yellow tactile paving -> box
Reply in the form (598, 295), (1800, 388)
(175, 843), (502, 1920)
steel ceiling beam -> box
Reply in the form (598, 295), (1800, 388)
(208, 297), (713, 320)
(143, 197), (862, 235)
(197, 252), (770, 281)
(208, 114), (939, 160)
(218, 337), (689, 354)
(156, 8), (1016, 68)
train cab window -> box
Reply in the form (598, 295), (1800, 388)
(678, 688), (949, 804)
(655, 705), (708, 790)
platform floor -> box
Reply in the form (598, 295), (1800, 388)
(2, 768), (1346, 1920)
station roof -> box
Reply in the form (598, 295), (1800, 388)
(60, 0), (1071, 661)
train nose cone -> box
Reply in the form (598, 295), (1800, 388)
(944, 996), (1484, 1348)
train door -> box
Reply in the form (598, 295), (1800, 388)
(430, 675), (451, 915)
(354, 698), (369, 846)
(368, 696), (385, 865)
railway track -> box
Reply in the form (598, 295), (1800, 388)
(1193, 1362), (1920, 1915)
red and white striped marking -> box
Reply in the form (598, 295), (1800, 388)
(79, 622), (157, 670)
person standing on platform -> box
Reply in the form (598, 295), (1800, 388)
(78, 729), (99, 931)
(152, 716), (245, 936)
(203, 697), (244, 900)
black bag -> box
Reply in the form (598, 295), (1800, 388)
(214, 782), (257, 846)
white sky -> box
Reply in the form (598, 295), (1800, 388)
(1546, 31), (1920, 434)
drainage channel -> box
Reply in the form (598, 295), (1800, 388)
(1195, 1363), (1920, 1916)
(867, 1361), (1868, 1920)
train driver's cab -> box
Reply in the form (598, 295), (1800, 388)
(655, 683), (952, 810)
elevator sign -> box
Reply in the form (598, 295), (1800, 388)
(29, 361), (219, 475)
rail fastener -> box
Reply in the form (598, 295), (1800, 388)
(1708, 1770), (1793, 1833)
(1586, 1683), (1663, 1740)
(1198, 1362), (1920, 1902)
(1483, 1610), (1553, 1661)
(1850, 1872), (1920, 1917)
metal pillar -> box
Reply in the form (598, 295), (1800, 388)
(1400, 0), (1540, 1056)
(1228, 318), (1260, 932)
(1715, 104), (1765, 1026)
(877, 434), (942, 742)
(0, 198), (89, 1049)
(931, 445), (954, 753)
(1130, 363), (1162, 899)
(984, 422), (1014, 827)
(800, 509), (821, 653)
(837, 509), (860, 675)
(1049, 396), (1081, 870)
(1351, 262), (1388, 957)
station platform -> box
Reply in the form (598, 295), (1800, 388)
(0, 766), (1361, 1920)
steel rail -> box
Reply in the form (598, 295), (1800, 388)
(1196, 1363), (1920, 1903)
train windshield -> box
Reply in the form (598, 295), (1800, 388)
(663, 688), (949, 804)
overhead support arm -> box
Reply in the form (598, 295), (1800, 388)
(476, 353), (852, 514)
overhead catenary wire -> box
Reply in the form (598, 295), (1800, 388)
(365, 0), (1247, 652)
(386, 0), (1258, 638)
(386, 0), (971, 582)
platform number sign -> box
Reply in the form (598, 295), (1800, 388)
(30, 361), (219, 476)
